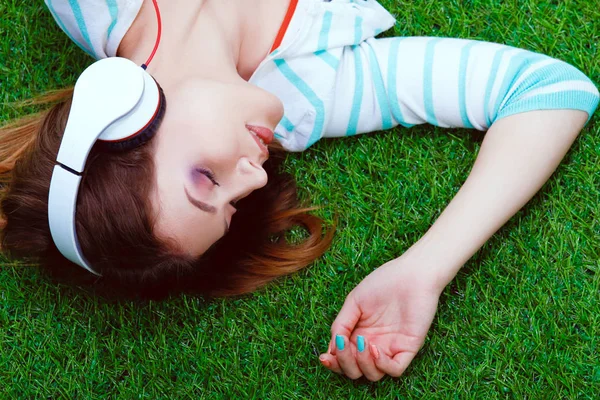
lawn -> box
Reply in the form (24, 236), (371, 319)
(1, 0), (599, 398)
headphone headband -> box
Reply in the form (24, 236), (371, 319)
(48, 57), (163, 275)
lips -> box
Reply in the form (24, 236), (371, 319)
(246, 125), (274, 156)
(246, 125), (274, 144)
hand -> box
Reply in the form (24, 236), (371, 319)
(319, 255), (444, 381)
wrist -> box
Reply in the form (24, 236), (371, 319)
(402, 232), (466, 292)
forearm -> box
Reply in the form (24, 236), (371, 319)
(404, 109), (589, 290)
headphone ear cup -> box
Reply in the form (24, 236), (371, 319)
(99, 82), (167, 152)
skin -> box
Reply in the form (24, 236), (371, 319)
(118, 0), (591, 381)
(119, 0), (287, 255)
(319, 109), (588, 381)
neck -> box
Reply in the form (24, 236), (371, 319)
(118, 0), (289, 86)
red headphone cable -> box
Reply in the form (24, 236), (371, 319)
(141, 0), (162, 70)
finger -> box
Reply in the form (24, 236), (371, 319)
(334, 335), (363, 380)
(370, 344), (416, 378)
(330, 295), (361, 350)
(319, 353), (343, 374)
(355, 336), (385, 382)
(319, 342), (343, 373)
(325, 338), (340, 360)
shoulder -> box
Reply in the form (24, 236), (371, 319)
(44, 0), (144, 59)
(274, 0), (396, 58)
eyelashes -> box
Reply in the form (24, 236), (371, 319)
(194, 167), (220, 187)
(192, 167), (238, 210)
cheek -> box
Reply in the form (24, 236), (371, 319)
(266, 90), (284, 115)
(189, 129), (240, 160)
(178, 136), (240, 178)
(169, 112), (239, 161)
(252, 87), (285, 123)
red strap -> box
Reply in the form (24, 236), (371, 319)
(269, 0), (299, 53)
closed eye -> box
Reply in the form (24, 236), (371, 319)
(194, 167), (220, 186)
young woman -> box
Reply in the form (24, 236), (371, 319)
(0, 0), (597, 382)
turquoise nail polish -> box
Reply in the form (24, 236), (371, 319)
(336, 335), (345, 351)
(357, 336), (365, 352)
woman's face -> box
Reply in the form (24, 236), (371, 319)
(151, 78), (284, 256)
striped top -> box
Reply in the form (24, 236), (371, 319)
(44, 0), (142, 59)
(45, 0), (600, 152)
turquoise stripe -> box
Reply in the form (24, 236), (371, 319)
(387, 39), (403, 125)
(46, 0), (95, 58)
(387, 38), (414, 128)
(319, 11), (333, 49)
(105, 0), (119, 40)
(347, 17), (365, 136)
(495, 60), (599, 124)
(483, 48), (508, 127)
(423, 38), (441, 126)
(519, 62), (578, 87)
(280, 115), (295, 132)
(68, 0), (96, 58)
(347, 47), (364, 135)
(354, 16), (363, 45)
(315, 11), (339, 68)
(367, 44), (393, 129)
(504, 61), (590, 103)
(496, 90), (600, 123)
(274, 60), (325, 147)
(457, 41), (476, 129)
(491, 51), (547, 121)
(315, 50), (339, 69)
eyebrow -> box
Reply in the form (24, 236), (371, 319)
(184, 187), (217, 213)
(183, 186), (230, 234)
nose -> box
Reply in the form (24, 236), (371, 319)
(231, 157), (268, 201)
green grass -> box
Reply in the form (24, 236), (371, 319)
(1, 0), (599, 397)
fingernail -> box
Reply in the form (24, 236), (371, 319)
(370, 344), (380, 359)
(336, 335), (345, 351)
(320, 358), (330, 368)
(357, 336), (365, 352)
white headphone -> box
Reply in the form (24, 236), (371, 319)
(47, 57), (165, 275)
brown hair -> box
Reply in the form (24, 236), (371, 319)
(0, 90), (333, 299)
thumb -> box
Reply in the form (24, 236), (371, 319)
(329, 294), (361, 354)
(371, 344), (416, 377)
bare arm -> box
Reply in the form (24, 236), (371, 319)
(408, 109), (589, 289)
(321, 108), (590, 381)
(322, 35), (598, 382)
